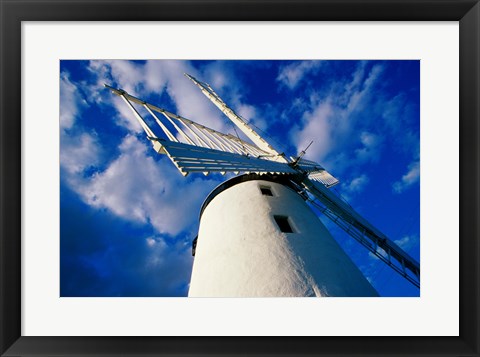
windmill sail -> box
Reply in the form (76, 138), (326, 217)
(106, 75), (420, 289)
(184, 74), (340, 188)
(105, 84), (296, 176)
(152, 139), (297, 176)
(185, 73), (287, 161)
(293, 158), (340, 188)
(299, 177), (420, 287)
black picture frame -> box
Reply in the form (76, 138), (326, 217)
(1, 0), (478, 356)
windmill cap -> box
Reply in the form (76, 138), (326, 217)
(198, 173), (301, 220)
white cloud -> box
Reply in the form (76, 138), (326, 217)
(143, 235), (176, 269)
(88, 60), (233, 135)
(368, 235), (417, 260)
(85, 60), (296, 157)
(291, 100), (334, 161)
(368, 247), (389, 260)
(369, 233), (419, 263)
(344, 174), (370, 194)
(62, 60), (416, 241)
(342, 64), (383, 126)
(60, 64), (229, 295)
(60, 70), (102, 176)
(140, 236), (193, 293)
(71, 135), (220, 236)
(394, 235), (415, 250)
(342, 62), (367, 100)
(62, 60), (260, 238)
(60, 72), (87, 131)
(146, 237), (158, 248)
(355, 131), (382, 163)
(277, 61), (323, 89)
(96, 60), (144, 95)
(236, 103), (256, 123)
(61, 133), (101, 175)
(144, 60), (169, 93)
(393, 161), (420, 193)
(161, 62), (228, 132)
(111, 95), (146, 133)
(203, 63), (229, 90)
(381, 94), (405, 133)
(291, 63), (385, 172)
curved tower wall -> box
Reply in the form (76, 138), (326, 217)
(188, 178), (378, 297)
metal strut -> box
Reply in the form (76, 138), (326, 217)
(308, 198), (420, 288)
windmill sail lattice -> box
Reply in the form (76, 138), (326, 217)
(105, 84), (297, 176)
(105, 74), (420, 289)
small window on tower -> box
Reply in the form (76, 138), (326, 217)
(260, 185), (273, 196)
(274, 215), (294, 233)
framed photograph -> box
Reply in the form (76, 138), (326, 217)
(1, 0), (479, 356)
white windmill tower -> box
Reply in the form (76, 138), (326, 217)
(105, 73), (420, 297)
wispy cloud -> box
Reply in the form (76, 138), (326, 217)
(60, 72), (87, 131)
(368, 248), (389, 260)
(290, 62), (385, 172)
(394, 235), (417, 251)
(393, 161), (420, 193)
(367, 234), (418, 261)
(355, 131), (382, 163)
(87, 60), (234, 134)
(291, 99), (334, 162)
(63, 59), (286, 239)
(70, 135), (220, 236)
(60, 70), (102, 175)
(61, 199), (193, 296)
(60, 64), (225, 236)
(61, 133), (101, 175)
(340, 174), (370, 203)
(345, 174), (370, 194)
(277, 61), (323, 89)
(60, 60), (420, 297)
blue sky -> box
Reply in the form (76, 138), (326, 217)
(60, 60), (420, 297)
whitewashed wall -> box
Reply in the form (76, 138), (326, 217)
(189, 179), (378, 297)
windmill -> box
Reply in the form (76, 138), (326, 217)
(105, 73), (420, 297)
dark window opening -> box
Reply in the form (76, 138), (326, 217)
(274, 215), (294, 233)
(260, 186), (273, 196)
